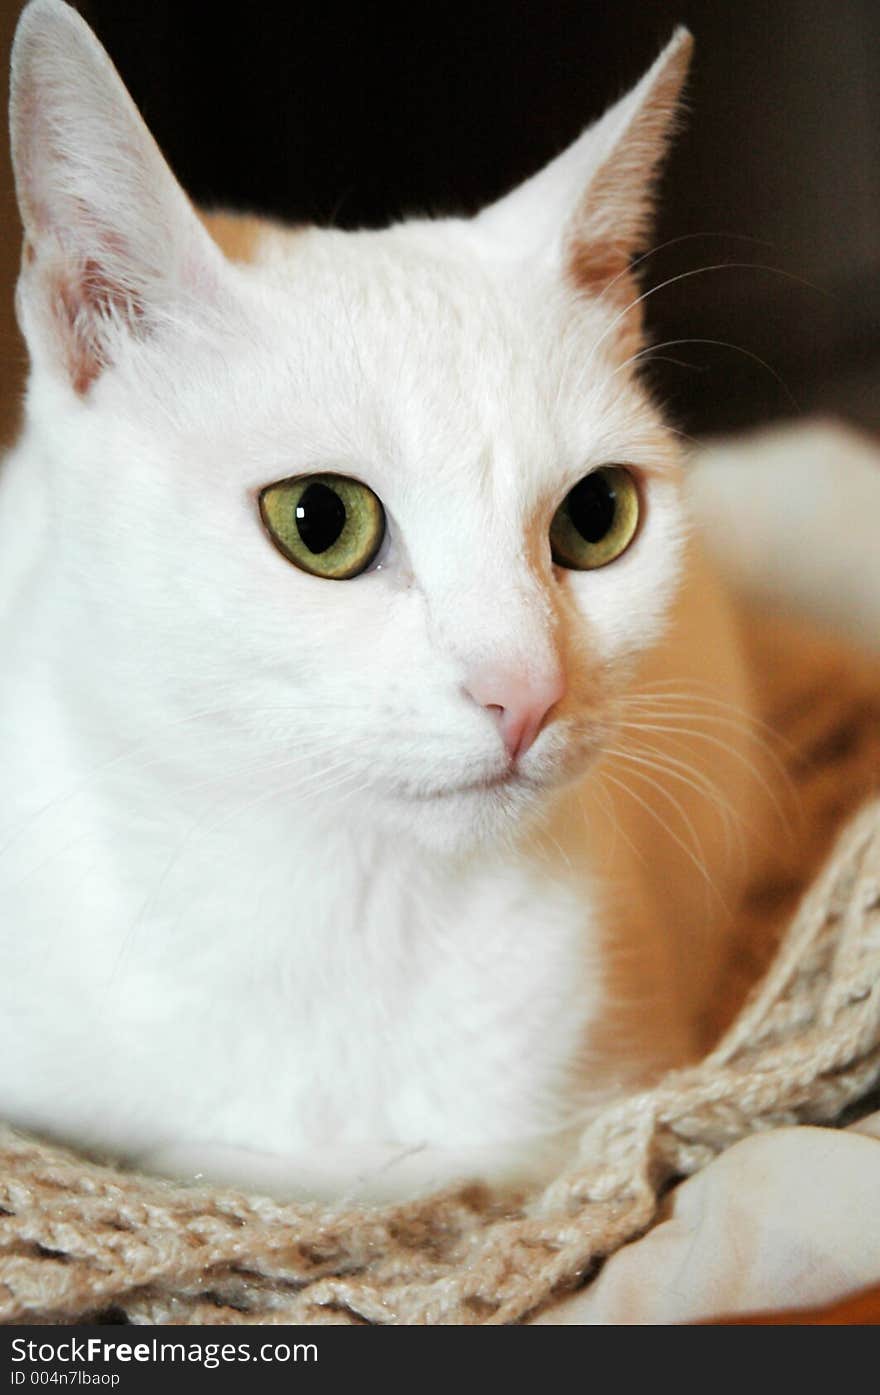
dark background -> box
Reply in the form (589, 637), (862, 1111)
(1, 0), (879, 441)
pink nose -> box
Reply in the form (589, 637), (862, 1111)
(465, 663), (566, 763)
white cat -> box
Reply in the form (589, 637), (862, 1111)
(0, 1), (772, 1200)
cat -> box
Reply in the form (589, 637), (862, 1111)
(0, 0), (775, 1201)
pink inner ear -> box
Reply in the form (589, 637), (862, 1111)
(48, 240), (146, 396)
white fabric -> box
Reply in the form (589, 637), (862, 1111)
(534, 1111), (880, 1323)
(686, 419), (880, 653)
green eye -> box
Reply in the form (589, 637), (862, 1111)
(549, 465), (640, 570)
(259, 473), (386, 579)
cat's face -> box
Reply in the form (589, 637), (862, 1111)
(8, 1), (690, 853)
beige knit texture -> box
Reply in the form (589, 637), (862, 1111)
(2, 615), (879, 1326)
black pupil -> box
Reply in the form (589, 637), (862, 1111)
(295, 483), (347, 554)
(566, 472), (617, 543)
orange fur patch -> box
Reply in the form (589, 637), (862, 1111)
(567, 239), (631, 295)
(198, 210), (270, 264)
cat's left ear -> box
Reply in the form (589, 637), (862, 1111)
(475, 29), (692, 298)
(9, 0), (227, 394)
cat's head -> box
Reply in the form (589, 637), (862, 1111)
(8, 0), (691, 854)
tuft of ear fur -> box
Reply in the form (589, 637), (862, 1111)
(9, 0), (225, 394)
(476, 29), (692, 303)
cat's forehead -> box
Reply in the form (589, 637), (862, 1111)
(245, 219), (566, 369)
(212, 217), (661, 496)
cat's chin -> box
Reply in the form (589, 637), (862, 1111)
(369, 768), (570, 856)
(354, 730), (601, 855)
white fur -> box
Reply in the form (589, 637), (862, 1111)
(0, 4), (766, 1200)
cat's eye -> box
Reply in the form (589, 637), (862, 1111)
(259, 473), (386, 579)
(549, 465), (640, 570)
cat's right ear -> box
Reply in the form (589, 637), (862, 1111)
(474, 30), (692, 305)
(9, 0), (226, 394)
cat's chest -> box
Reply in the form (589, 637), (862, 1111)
(141, 846), (598, 1125)
(0, 810), (600, 1171)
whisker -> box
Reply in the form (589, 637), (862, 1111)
(617, 693), (796, 770)
(619, 683), (801, 760)
(617, 716), (799, 840)
(579, 774), (643, 869)
(607, 740), (745, 864)
(611, 335), (799, 409)
(605, 759), (709, 880)
(585, 261), (826, 372)
(593, 230), (780, 313)
(599, 767), (725, 911)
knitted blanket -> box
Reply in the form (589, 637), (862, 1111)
(2, 615), (879, 1326)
